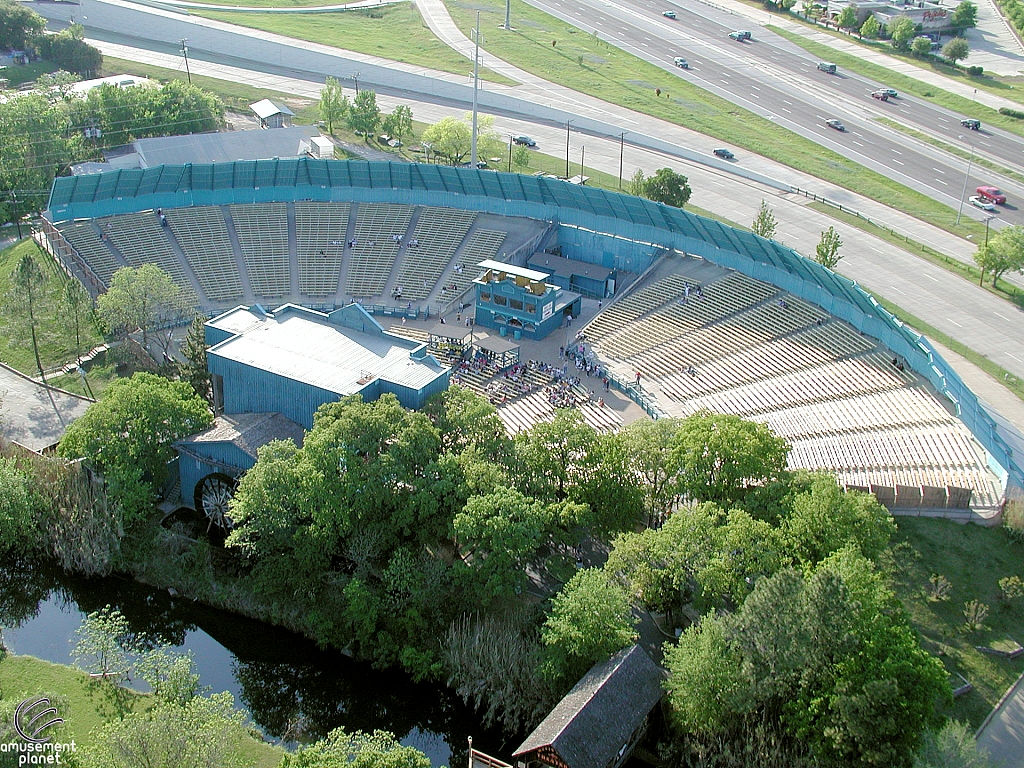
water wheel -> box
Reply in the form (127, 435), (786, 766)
(193, 473), (237, 532)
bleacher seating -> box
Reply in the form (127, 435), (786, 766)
(394, 208), (477, 300)
(295, 201), (350, 297)
(344, 203), (414, 298)
(101, 212), (197, 303)
(442, 228), (507, 300)
(229, 203), (290, 299)
(165, 206), (243, 303)
(55, 221), (123, 287)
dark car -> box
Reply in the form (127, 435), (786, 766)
(825, 118), (846, 131)
(712, 148), (735, 159)
(961, 118), (981, 130)
(512, 135), (536, 147)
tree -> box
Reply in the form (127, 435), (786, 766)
(281, 727), (430, 768)
(637, 167), (692, 208)
(943, 37), (970, 65)
(421, 116), (472, 165)
(36, 25), (103, 77)
(627, 168), (648, 197)
(837, 5), (858, 33)
(540, 568), (638, 686)
(63, 276), (94, 372)
(861, 14), (880, 38)
(814, 225), (843, 269)
(912, 35), (933, 57)
(512, 143), (531, 169)
(9, 251), (49, 382)
(619, 417), (684, 525)
(73, 605), (132, 679)
(318, 76), (349, 134)
(381, 104), (413, 146)
(915, 720), (995, 768)
(347, 88), (381, 140)
(669, 412), (790, 510)
(0, 456), (41, 556)
(179, 313), (211, 403)
(974, 225), (1024, 287)
(751, 199), (778, 240)
(951, 1), (978, 31)
(0, 0), (45, 49)
(57, 372), (212, 514)
(780, 472), (896, 566)
(96, 263), (186, 355)
(889, 16), (917, 50)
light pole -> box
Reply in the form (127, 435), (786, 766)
(180, 39), (191, 84)
(470, 11), (481, 168)
(352, 72), (360, 93)
(580, 145), (585, 184)
(507, 134), (513, 172)
(985, 215), (997, 247)
(565, 119), (572, 178)
(618, 131), (626, 188)
(955, 134), (976, 226)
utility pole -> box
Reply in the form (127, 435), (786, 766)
(618, 131), (626, 188)
(470, 11), (481, 168)
(352, 72), (361, 93)
(504, 0), (511, 29)
(180, 39), (191, 84)
(955, 134), (976, 226)
(580, 145), (585, 184)
(565, 119), (572, 178)
(507, 134), (513, 172)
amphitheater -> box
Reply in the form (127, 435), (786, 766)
(42, 159), (1021, 511)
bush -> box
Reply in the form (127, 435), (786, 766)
(999, 107), (1024, 120)
(968, 65), (984, 76)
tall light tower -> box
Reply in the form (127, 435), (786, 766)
(955, 134), (976, 226)
(470, 11), (481, 168)
(180, 39), (191, 84)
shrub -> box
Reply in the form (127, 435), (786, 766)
(968, 65), (984, 76)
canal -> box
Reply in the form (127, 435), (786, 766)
(0, 558), (512, 766)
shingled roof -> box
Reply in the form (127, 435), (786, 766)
(175, 412), (305, 459)
(512, 645), (665, 768)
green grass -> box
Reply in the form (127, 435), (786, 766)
(0, 60), (59, 88)
(193, 2), (517, 84)
(0, 654), (282, 767)
(807, 201), (1024, 309)
(185, 0), (363, 6)
(440, 0), (984, 240)
(892, 518), (1024, 727)
(0, 239), (105, 378)
(767, 24), (1024, 138)
(875, 117), (1024, 189)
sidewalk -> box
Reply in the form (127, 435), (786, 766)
(977, 670), (1024, 768)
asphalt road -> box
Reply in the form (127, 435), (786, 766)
(525, 0), (1024, 226)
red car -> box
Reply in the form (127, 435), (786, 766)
(976, 185), (1006, 204)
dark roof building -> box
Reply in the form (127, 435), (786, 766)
(513, 645), (665, 768)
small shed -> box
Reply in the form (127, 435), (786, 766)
(527, 252), (617, 299)
(250, 98), (295, 129)
(427, 323), (473, 359)
(474, 334), (520, 370)
(513, 645), (665, 768)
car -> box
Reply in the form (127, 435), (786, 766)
(825, 118), (846, 131)
(880, 88), (898, 97)
(871, 90), (889, 101)
(729, 30), (751, 41)
(673, 56), (689, 68)
(663, 10), (677, 18)
(712, 148), (735, 159)
(816, 61), (837, 74)
(969, 195), (997, 211)
(976, 185), (1006, 204)
(512, 135), (536, 147)
(961, 118), (981, 130)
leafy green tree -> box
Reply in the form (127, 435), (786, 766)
(888, 16), (917, 50)
(915, 720), (994, 768)
(0, 456), (41, 555)
(281, 727), (430, 768)
(943, 37), (970, 64)
(73, 605), (132, 679)
(974, 225), (1024, 287)
(423, 385), (510, 460)
(512, 143), (531, 169)
(951, 1), (978, 30)
(96, 263), (186, 353)
(36, 24), (102, 77)
(540, 568), (638, 686)
(319, 76), (349, 134)
(0, 0), (45, 49)
(63, 276), (94, 370)
(861, 14), (881, 38)
(669, 412), (790, 511)
(637, 167), (692, 208)
(780, 472), (896, 565)
(814, 225), (844, 269)
(58, 372), (212, 513)
(619, 417), (684, 525)
(381, 104), (413, 146)
(627, 168), (648, 197)
(700, 508), (783, 606)
(912, 35), (934, 56)
(837, 5), (858, 33)
(751, 199), (778, 239)
(8, 251), (50, 382)
(347, 89), (381, 140)
(178, 313), (211, 403)
(421, 115), (472, 165)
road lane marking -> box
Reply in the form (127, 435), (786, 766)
(947, 318), (963, 327)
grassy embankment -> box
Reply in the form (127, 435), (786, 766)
(891, 518), (1024, 727)
(192, 2), (517, 85)
(0, 653), (282, 767)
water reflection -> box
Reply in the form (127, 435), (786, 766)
(0, 559), (513, 767)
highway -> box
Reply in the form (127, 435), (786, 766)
(524, 0), (1024, 225)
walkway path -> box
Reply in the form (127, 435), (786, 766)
(977, 670), (1024, 768)
(157, 0), (405, 12)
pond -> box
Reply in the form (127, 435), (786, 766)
(0, 558), (513, 767)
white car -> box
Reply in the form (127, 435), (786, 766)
(673, 56), (689, 68)
(663, 10), (677, 18)
(969, 195), (997, 211)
